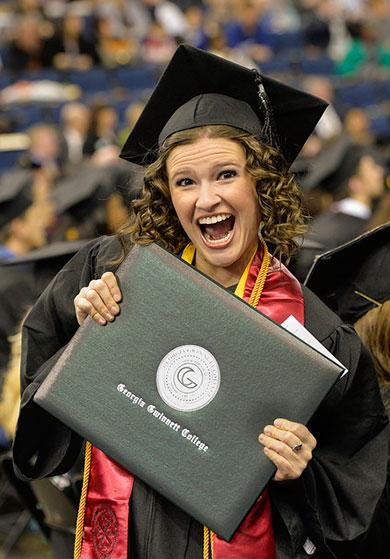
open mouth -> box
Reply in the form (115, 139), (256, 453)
(198, 213), (235, 244)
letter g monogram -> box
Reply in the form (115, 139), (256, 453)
(176, 366), (198, 389)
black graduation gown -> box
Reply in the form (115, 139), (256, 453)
(292, 212), (368, 281)
(0, 264), (35, 374)
(308, 211), (367, 251)
(12, 236), (388, 559)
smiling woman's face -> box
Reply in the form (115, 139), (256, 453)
(167, 136), (261, 286)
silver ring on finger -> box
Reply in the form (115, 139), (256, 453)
(292, 443), (303, 453)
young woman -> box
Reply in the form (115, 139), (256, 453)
(13, 46), (387, 559)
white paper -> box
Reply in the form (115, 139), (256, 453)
(281, 315), (348, 378)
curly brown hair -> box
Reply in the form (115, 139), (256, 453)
(119, 125), (308, 262)
(354, 301), (390, 386)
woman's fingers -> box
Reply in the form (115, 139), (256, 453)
(272, 418), (317, 450)
(258, 418), (317, 481)
(74, 288), (107, 326)
(262, 424), (303, 451)
(101, 272), (122, 303)
(73, 273), (122, 326)
(87, 279), (120, 317)
(263, 447), (301, 481)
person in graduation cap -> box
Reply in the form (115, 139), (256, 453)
(292, 136), (386, 281)
(13, 45), (388, 559)
(305, 222), (390, 559)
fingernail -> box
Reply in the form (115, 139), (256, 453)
(114, 293), (121, 302)
(98, 318), (106, 325)
(106, 314), (114, 321)
(264, 425), (272, 434)
(258, 434), (265, 442)
(110, 305), (119, 315)
(274, 419), (283, 427)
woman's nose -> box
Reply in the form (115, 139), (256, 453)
(195, 182), (221, 210)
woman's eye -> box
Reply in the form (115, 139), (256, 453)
(176, 177), (194, 186)
(218, 169), (237, 180)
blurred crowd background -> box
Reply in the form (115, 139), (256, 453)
(0, 0), (389, 556)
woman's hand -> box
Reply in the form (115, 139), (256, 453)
(258, 418), (317, 481)
(74, 272), (122, 326)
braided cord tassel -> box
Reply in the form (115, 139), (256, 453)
(74, 441), (93, 559)
(248, 239), (270, 308)
(202, 240), (270, 557)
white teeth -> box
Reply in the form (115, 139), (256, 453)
(198, 213), (232, 225)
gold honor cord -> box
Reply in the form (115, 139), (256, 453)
(354, 290), (383, 308)
(183, 240), (270, 558)
(74, 441), (92, 559)
(74, 241), (270, 559)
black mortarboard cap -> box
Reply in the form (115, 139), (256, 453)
(304, 223), (390, 323)
(52, 164), (142, 216)
(0, 241), (92, 366)
(300, 134), (385, 193)
(2, 239), (90, 266)
(0, 239), (92, 295)
(119, 45), (328, 168)
(0, 170), (32, 228)
(52, 167), (114, 216)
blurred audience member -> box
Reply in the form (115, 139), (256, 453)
(344, 107), (374, 145)
(207, 28), (260, 69)
(142, 0), (189, 41)
(19, 123), (65, 178)
(0, 200), (54, 260)
(299, 133), (324, 159)
(94, 0), (151, 42)
(302, 0), (333, 51)
(51, 142), (141, 241)
(141, 21), (177, 63)
(336, 20), (390, 75)
(294, 139), (385, 279)
(224, 0), (274, 62)
(368, 0), (390, 72)
(60, 102), (91, 165)
(42, 13), (100, 71)
(303, 76), (342, 141)
(0, 176), (32, 261)
(118, 101), (145, 146)
(313, 146), (384, 243)
(184, 5), (209, 49)
(83, 103), (118, 157)
(94, 16), (139, 68)
(4, 15), (47, 73)
(202, 0), (231, 28)
(267, 0), (301, 34)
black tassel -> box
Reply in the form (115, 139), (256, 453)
(251, 69), (280, 151)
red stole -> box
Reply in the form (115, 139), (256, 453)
(77, 247), (304, 559)
(211, 250), (304, 559)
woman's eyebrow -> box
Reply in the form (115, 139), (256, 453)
(213, 161), (240, 168)
(169, 167), (195, 179)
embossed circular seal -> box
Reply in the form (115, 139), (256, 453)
(92, 505), (118, 559)
(156, 345), (220, 411)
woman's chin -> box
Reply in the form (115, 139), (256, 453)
(196, 239), (249, 273)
